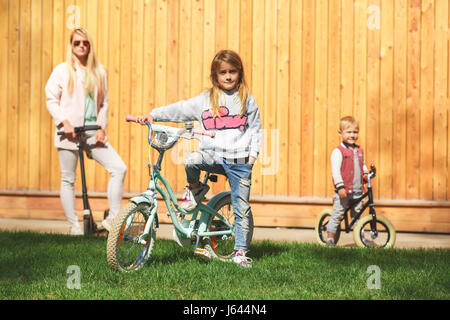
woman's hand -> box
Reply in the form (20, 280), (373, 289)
(62, 120), (76, 140)
(95, 129), (107, 147)
(135, 114), (154, 125)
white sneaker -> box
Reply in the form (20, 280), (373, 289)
(233, 250), (252, 268)
(326, 238), (335, 247)
(69, 223), (83, 236)
(181, 183), (210, 211)
(101, 217), (114, 232)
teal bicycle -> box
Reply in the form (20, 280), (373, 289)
(106, 115), (253, 272)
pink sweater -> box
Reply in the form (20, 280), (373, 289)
(45, 62), (108, 150)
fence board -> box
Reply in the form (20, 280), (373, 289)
(1, 0), (449, 232)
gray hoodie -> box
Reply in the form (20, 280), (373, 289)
(150, 90), (262, 160)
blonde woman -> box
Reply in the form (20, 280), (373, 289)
(135, 50), (262, 267)
(45, 28), (126, 235)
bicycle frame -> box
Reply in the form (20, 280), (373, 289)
(127, 120), (234, 244)
(341, 174), (377, 234)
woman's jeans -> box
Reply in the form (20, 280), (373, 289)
(184, 151), (253, 251)
(57, 132), (127, 228)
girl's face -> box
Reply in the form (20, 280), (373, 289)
(71, 32), (90, 61)
(339, 124), (359, 145)
(216, 61), (239, 91)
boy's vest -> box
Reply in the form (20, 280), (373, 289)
(337, 144), (364, 194)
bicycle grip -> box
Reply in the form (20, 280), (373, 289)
(193, 128), (215, 138)
(125, 114), (137, 122)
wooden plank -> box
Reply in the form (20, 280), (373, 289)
(327, 0), (341, 198)
(215, 0), (228, 52)
(418, 0), (434, 200)
(340, 0), (354, 117)
(1, 194), (449, 233)
(288, 0), (302, 197)
(405, 0), (421, 199)
(95, 0), (109, 192)
(7, 0), (20, 190)
(433, 0), (448, 200)
(353, 0), (367, 154)
(165, 0), (180, 191)
(276, 0), (289, 196)
(392, 0), (407, 199)
(366, 0), (380, 198)
(118, 0), (132, 193)
(313, 0), (327, 197)
(227, 0), (239, 52)
(301, 0), (315, 197)
(262, 0), (276, 196)
(203, 0), (215, 90)
(379, 0), (394, 199)
(18, 0), (31, 190)
(251, 0), (264, 196)
(29, 0), (43, 190)
(0, 0), (8, 189)
(128, 0), (144, 193)
(40, 0), (53, 191)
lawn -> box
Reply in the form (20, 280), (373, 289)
(0, 230), (448, 300)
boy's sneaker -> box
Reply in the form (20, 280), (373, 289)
(326, 238), (335, 247)
(233, 251), (252, 268)
(69, 223), (83, 236)
(181, 183), (210, 211)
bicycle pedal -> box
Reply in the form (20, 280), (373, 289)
(194, 248), (211, 259)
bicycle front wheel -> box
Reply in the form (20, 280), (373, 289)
(353, 214), (396, 248)
(204, 194), (254, 261)
(106, 202), (156, 272)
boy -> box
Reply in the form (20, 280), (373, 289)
(327, 116), (368, 246)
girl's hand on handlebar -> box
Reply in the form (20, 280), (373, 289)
(338, 188), (347, 200)
(135, 114), (154, 125)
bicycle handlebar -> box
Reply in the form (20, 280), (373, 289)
(125, 114), (216, 138)
(57, 125), (102, 136)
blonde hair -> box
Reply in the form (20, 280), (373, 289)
(209, 50), (248, 117)
(66, 28), (105, 103)
(339, 116), (359, 132)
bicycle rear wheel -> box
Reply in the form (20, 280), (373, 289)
(353, 214), (396, 248)
(315, 209), (341, 246)
(204, 194), (254, 261)
(106, 202), (156, 271)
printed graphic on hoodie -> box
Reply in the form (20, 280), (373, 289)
(201, 107), (247, 131)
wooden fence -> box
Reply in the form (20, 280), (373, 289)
(0, 0), (449, 232)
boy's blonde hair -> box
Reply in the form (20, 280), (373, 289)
(209, 50), (248, 117)
(339, 116), (359, 132)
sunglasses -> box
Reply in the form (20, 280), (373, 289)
(73, 40), (90, 47)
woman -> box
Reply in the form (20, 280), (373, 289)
(45, 28), (126, 235)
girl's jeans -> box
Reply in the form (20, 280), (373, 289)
(57, 132), (127, 228)
(184, 151), (253, 251)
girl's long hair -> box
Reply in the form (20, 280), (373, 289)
(66, 28), (105, 103)
(209, 50), (248, 117)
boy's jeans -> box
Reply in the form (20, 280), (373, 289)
(327, 192), (363, 234)
(184, 151), (253, 251)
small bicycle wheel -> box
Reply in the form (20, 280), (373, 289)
(315, 209), (341, 246)
(204, 194), (254, 261)
(353, 214), (396, 248)
(106, 202), (156, 272)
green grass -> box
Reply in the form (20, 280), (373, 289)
(0, 230), (449, 300)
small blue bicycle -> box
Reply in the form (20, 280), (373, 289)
(106, 115), (253, 272)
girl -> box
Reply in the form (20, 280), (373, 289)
(136, 50), (262, 267)
(45, 28), (127, 235)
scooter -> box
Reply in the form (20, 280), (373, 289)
(58, 125), (109, 236)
